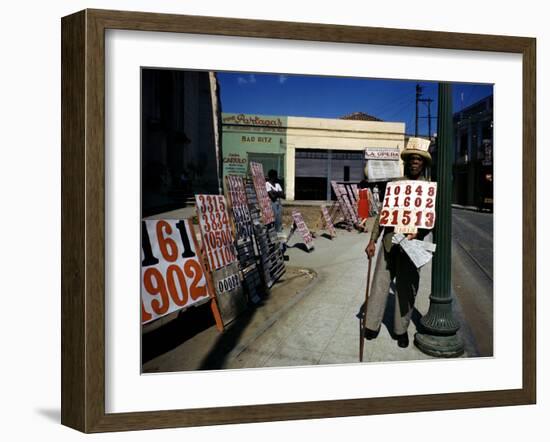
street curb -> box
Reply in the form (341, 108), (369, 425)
(451, 203), (492, 213)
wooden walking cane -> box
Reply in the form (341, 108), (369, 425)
(359, 254), (373, 362)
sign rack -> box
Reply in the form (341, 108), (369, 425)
(331, 181), (358, 229)
(225, 175), (265, 303)
(245, 178), (286, 289)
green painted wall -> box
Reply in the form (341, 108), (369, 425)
(221, 113), (288, 179)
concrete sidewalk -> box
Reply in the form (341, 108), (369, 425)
(228, 224), (441, 368)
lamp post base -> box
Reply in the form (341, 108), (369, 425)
(414, 332), (464, 358)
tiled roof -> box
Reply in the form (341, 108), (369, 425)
(340, 111), (382, 122)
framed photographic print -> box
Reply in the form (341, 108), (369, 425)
(61, 9), (536, 433)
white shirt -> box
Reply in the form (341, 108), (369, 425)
(266, 181), (282, 193)
(266, 181), (282, 201)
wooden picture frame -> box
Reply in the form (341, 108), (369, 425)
(61, 9), (536, 433)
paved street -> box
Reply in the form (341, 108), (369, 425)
(452, 208), (493, 279)
(451, 208), (494, 357)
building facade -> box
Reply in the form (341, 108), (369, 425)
(142, 70), (221, 217)
(452, 95), (493, 209)
(222, 113), (406, 200)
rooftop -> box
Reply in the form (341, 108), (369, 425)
(340, 111), (383, 122)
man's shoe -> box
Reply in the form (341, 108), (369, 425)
(364, 328), (380, 340)
(396, 333), (409, 348)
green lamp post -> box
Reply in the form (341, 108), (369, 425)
(414, 83), (464, 357)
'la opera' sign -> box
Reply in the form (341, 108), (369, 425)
(364, 147), (400, 160)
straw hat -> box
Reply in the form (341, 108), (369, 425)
(401, 137), (432, 165)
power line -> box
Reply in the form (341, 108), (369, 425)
(375, 94), (413, 117)
(383, 99), (415, 122)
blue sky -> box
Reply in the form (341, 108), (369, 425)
(217, 72), (493, 137)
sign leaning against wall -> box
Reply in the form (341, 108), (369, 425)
(195, 194), (247, 324)
(141, 219), (212, 324)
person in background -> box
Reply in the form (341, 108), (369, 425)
(372, 185), (380, 211)
(266, 169), (284, 232)
(357, 176), (370, 232)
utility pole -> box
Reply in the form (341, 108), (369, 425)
(416, 83), (435, 138)
(414, 82), (464, 357)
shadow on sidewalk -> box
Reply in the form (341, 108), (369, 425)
(287, 242), (311, 253)
(199, 268), (317, 369)
(142, 303), (215, 364)
(198, 307), (258, 370)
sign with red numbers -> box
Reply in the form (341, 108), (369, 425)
(291, 209), (314, 251)
(379, 180), (437, 234)
(320, 205), (336, 238)
(249, 162), (276, 225)
(195, 194), (238, 271)
(226, 175), (254, 242)
(331, 181), (358, 225)
(141, 219), (211, 324)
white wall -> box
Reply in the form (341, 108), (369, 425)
(0, 1), (546, 441)
(285, 117), (405, 199)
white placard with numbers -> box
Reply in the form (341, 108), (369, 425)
(141, 219), (211, 324)
(379, 180), (437, 234)
(195, 194), (238, 271)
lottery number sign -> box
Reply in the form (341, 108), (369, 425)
(216, 272), (240, 294)
(379, 180), (437, 234)
(249, 162), (276, 225)
(321, 205), (336, 238)
(141, 219), (210, 324)
(331, 181), (358, 224)
(291, 209), (314, 250)
(211, 261), (246, 325)
(226, 175), (254, 242)
(195, 194), (238, 271)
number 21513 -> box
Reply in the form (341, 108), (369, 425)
(379, 209), (434, 228)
